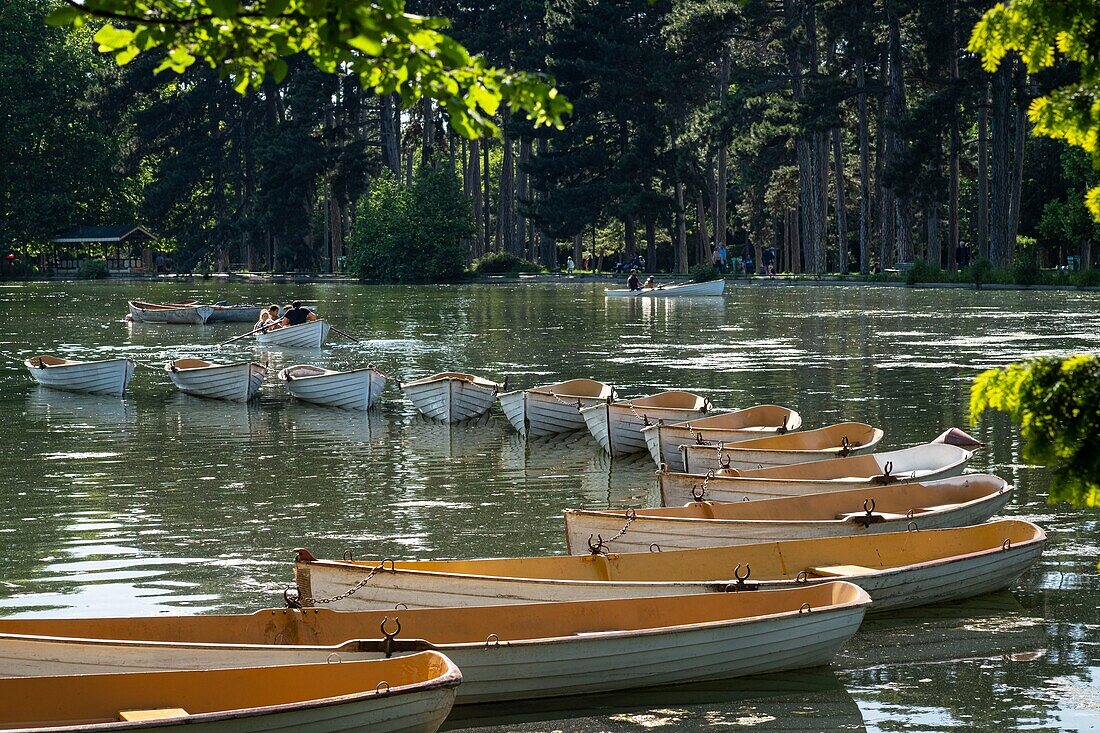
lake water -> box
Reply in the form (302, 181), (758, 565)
(0, 280), (1097, 731)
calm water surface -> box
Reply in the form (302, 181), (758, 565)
(0, 280), (1097, 731)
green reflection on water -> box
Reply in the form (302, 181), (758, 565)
(0, 280), (1097, 731)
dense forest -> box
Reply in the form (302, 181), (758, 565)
(1, 0), (1097, 278)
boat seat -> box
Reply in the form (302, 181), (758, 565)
(805, 565), (878, 578)
(915, 504), (961, 513)
(836, 511), (910, 522)
(118, 709), (189, 722)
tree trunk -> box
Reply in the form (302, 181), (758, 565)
(515, 138), (530, 256)
(625, 215), (637, 261)
(573, 234), (582, 268)
(856, 58), (870, 274)
(885, 0), (911, 264)
(499, 133), (514, 255)
(833, 127), (848, 274)
(421, 97), (434, 162)
(482, 140), (491, 252)
(469, 138), (483, 259)
(990, 64), (1010, 266)
(1007, 66), (1028, 258)
(695, 190), (710, 265)
(646, 219), (656, 272)
(949, 8), (961, 270)
(675, 180), (689, 274)
(380, 94), (400, 176)
(978, 86), (990, 262)
(715, 54), (730, 256)
(790, 206), (802, 274)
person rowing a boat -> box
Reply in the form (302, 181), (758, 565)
(281, 300), (317, 327)
(627, 269), (641, 291)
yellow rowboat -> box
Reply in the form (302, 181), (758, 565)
(581, 390), (713, 456)
(290, 520), (1043, 612)
(498, 378), (615, 437)
(165, 359), (265, 402)
(660, 443), (975, 505)
(642, 404), (803, 470)
(565, 474), (1011, 552)
(24, 355), (136, 397)
(399, 372), (501, 423)
(678, 421), (884, 473)
(0, 587), (868, 704)
(0, 652), (459, 733)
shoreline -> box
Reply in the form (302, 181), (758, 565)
(3, 271), (1099, 294)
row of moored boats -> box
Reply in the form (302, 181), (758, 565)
(3, 376), (1044, 732)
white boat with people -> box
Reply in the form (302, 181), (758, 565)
(642, 404), (803, 469)
(498, 378), (616, 437)
(127, 299), (214, 324)
(279, 364), (387, 410)
(0, 586), (868, 704)
(24, 355), (136, 396)
(400, 372), (502, 422)
(605, 279), (726, 297)
(165, 358), (265, 402)
(288, 520), (1043, 612)
(659, 442), (977, 505)
(565, 474), (1013, 552)
(255, 318), (330, 348)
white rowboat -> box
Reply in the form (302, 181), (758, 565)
(279, 364), (387, 410)
(581, 390), (713, 456)
(566, 474), (1011, 552)
(289, 520), (1043, 612)
(643, 404), (803, 470)
(127, 300), (214, 324)
(679, 421), (884, 473)
(255, 319), (330, 348)
(660, 443), (975, 505)
(24, 355), (135, 396)
(165, 359), (265, 402)
(400, 373), (500, 422)
(498, 378), (615, 437)
(0, 587), (867, 704)
(605, 280), (726, 297)
(0, 653), (458, 733)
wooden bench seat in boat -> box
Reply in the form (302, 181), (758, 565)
(118, 709), (189, 722)
(835, 511), (912, 522)
(915, 504), (963, 513)
(805, 565), (878, 578)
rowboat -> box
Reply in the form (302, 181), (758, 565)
(498, 378), (615, 437)
(605, 280), (726, 297)
(165, 359), (265, 402)
(679, 421), (885, 473)
(566, 474), (1011, 552)
(24, 355), (135, 396)
(289, 520), (1043, 612)
(280, 364), (387, 410)
(0, 587), (868, 703)
(206, 304), (263, 323)
(127, 300), (214, 324)
(255, 319), (330, 348)
(400, 373), (501, 422)
(581, 390), (713, 456)
(660, 442), (976, 505)
(0, 653), (458, 733)
(642, 404), (803, 469)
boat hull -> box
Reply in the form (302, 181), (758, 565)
(606, 280), (726, 297)
(644, 415), (802, 471)
(402, 377), (497, 423)
(0, 592), (866, 704)
(565, 490), (1011, 552)
(499, 391), (607, 437)
(167, 362), (265, 402)
(26, 358), (135, 397)
(255, 320), (331, 348)
(291, 521), (1043, 614)
(680, 441), (878, 473)
(128, 301), (214, 324)
(206, 305), (263, 323)
(281, 367), (387, 410)
(582, 403), (710, 456)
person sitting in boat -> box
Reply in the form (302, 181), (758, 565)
(281, 300), (317, 327)
(255, 305), (280, 331)
(643, 275), (657, 290)
(627, 269), (641, 291)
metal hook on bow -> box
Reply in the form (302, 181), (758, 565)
(380, 616), (401, 658)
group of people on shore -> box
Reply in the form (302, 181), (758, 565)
(254, 300), (316, 331)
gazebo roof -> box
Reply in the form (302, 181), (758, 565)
(52, 226), (157, 243)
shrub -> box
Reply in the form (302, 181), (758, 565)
(690, 263), (720, 282)
(1071, 268), (1100, 288)
(965, 258), (993, 288)
(905, 260), (947, 286)
(77, 258), (108, 279)
(347, 161), (473, 283)
(1012, 255), (1042, 287)
(471, 251), (543, 275)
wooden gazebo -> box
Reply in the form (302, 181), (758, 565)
(48, 226), (161, 274)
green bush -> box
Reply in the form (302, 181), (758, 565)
(77, 258), (108, 279)
(1071, 268), (1100, 288)
(690, 263), (720, 282)
(965, 258), (994, 288)
(471, 251), (543, 275)
(347, 161), (473, 283)
(905, 260), (947, 286)
(1012, 255), (1042, 287)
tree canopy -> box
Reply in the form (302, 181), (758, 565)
(46, 0), (572, 138)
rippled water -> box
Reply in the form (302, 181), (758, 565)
(0, 280), (1097, 730)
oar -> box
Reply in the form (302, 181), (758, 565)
(218, 323), (272, 347)
(328, 324), (361, 343)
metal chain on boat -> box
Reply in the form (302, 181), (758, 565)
(626, 401), (651, 427)
(688, 424), (709, 445)
(586, 509), (637, 555)
(292, 559), (395, 606)
(691, 471), (713, 502)
(715, 441), (731, 470)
